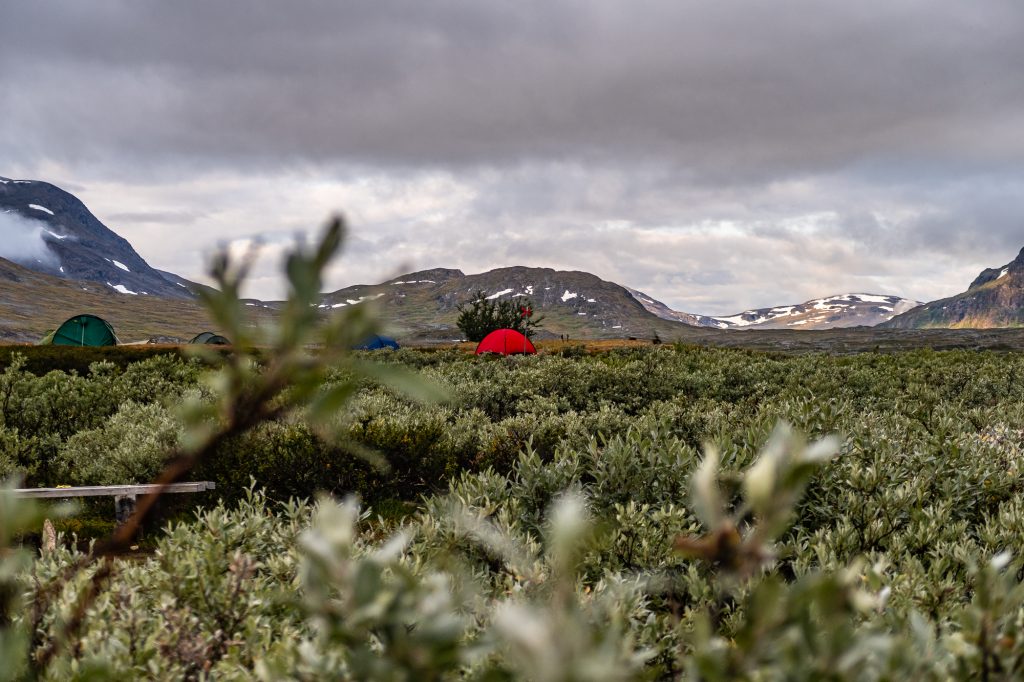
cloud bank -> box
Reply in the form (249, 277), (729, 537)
(2, 1), (1023, 311)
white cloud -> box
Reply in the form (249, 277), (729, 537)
(0, 211), (59, 267)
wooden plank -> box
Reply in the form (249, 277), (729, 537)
(12, 482), (216, 498)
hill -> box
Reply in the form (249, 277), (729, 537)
(883, 247), (1024, 329)
(629, 289), (919, 330)
(0, 176), (190, 299)
(0, 254), (222, 339)
(319, 266), (699, 341)
(710, 293), (922, 329)
(0, 257), (272, 343)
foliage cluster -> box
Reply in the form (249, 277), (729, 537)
(0, 344), (198, 376)
(3, 342), (1024, 677)
(456, 289), (544, 341)
(9, 403), (1024, 678)
(7, 344), (1024, 514)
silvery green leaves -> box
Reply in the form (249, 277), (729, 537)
(679, 423), (840, 578)
(296, 495), (468, 680)
(0, 482), (73, 682)
(293, 492), (649, 680)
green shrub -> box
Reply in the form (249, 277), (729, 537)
(54, 401), (181, 486)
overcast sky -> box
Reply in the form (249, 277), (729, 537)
(2, 1), (1023, 313)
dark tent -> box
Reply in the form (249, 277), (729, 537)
(190, 332), (231, 345)
(354, 335), (400, 351)
(40, 315), (119, 347)
(475, 329), (536, 356)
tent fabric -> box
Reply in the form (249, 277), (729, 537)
(46, 315), (119, 347)
(354, 335), (400, 350)
(190, 332), (231, 345)
(475, 329), (536, 356)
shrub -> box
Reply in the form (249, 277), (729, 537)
(456, 290), (544, 341)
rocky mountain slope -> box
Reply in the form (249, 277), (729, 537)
(0, 177), (695, 342)
(319, 266), (695, 341)
(625, 289), (731, 328)
(883, 248), (1024, 329)
(0, 176), (191, 299)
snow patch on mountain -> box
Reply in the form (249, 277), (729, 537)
(107, 282), (139, 295)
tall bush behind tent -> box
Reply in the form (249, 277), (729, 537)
(456, 289), (543, 341)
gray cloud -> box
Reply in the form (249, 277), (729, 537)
(3, 1), (1023, 176)
(2, 2), (1023, 313)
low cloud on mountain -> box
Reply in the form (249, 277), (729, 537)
(0, 212), (57, 268)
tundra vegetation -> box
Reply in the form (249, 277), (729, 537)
(3, 223), (1024, 679)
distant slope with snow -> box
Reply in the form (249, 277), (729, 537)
(0, 176), (191, 299)
(713, 293), (922, 329)
(0, 256), (259, 343)
(625, 288), (731, 329)
(629, 289), (921, 330)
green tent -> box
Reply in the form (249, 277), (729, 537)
(41, 315), (119, 347)
(190, 332), (231, 345)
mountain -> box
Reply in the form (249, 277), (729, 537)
(631, 289), (921, 330)
(4, 175), (987, 342)
(0, 256), (246, 343)
(709, 293), (922, 329)
(318, 266), (699, 341)
(0, 177), (697, 342)
(0, 177), (190, 299)
(625, 288), (731, 328)
(883, 248), (1024, 329)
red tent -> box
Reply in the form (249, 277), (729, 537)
(475, 328), (537, 356)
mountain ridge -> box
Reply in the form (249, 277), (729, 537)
(4, 176), (1023, 340)
(708, 293), (922, 330)
(883, 248), (1024, 329)
(0, 177), (190, 299)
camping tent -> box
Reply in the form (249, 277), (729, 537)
(475, 329), (536, 356)
(190, 332), (231, 345)
(41, 315), (119, 347)
(354, 335), (400, 351)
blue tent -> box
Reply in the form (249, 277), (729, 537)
(354, 335), (400, 351)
